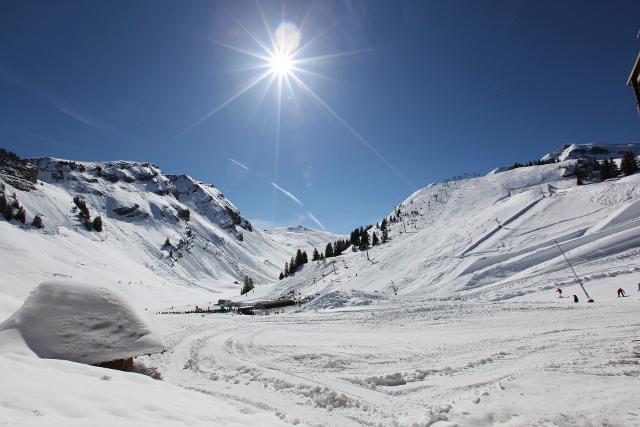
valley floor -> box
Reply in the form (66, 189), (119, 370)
(147, 285), (640, 427)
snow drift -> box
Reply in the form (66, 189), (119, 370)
(0, 280), (165, 364)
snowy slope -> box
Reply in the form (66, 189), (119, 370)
(542, 142), (640, 162)
(2, 146), (640, 427)
(272, 146), (640, 304)
(0, 157), (321, 316)
(264, 226), (344, 255)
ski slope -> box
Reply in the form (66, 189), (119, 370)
(272, 157), (640, 305)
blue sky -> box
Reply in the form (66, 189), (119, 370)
(1, 1), (640, 233)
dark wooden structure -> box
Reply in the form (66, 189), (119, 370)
(253, 299), (296, 315)
(629, 33), (640, 114)
(96, 357), (134, 372)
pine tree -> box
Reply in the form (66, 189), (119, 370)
(15, 206), (26, 224)
(295, 249), (303, 267)
(279, 272), (284, 280)
(610, 158), (621, 177)
(359, 230), (370, 250)
(325, 242), (334, 258)
(302, 251), (308, 264)
(575, 164), (583, 186)
(241, 276), (254, 295)
(32, 214), (44, 229)
(92, 216), (103, 232)
(620, 151), (639, 176)
(372, 231), (379, 246)
(3, 204), (12, 221)
(382, 228), (389, 243)
(312, 248), (319, 261)
(284, 262), (289, 277)
(290, 256), (296, 272)
(350, 229), (359, 248)
(178, 208), (190, 221)
(0, 193), (6, 215)
(73, 195), (90, 221)
(380, 218), (387, 231)
(600, 159), (612, 181)
(164, 237), (171, 247)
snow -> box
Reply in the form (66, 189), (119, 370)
(264, 225), (344, 254)
(270, 159), (640, 305)
(542, 142), (640, 162)
(0, 328), (287, 427)
(144, 291), (640, 426)
(1, 280), (165, 364)
(2, 147), (640, 426)
(0, 158), (325, 311)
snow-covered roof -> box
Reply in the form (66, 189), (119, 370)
(0, 280), (165, 364)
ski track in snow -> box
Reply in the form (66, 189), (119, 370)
(144, 297), (640, 426)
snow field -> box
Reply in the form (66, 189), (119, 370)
(145, 290), (640, 426)
(0, 328), (288, 427)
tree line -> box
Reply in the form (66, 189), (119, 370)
(576, 151), (640, 185)
(278, 212), (400, 280)
(0, 184), (43, 228)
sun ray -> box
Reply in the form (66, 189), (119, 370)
(250, 73), (277, 118)
(271, 72), (285, 220)
(257, 2), (278, 55)
(204, 36), (271, 62)
(282, 73), (304, 120)
(290, 73), (415, 188)
(291, 66), (343, 85)
(288, 26), (330, 59)
(172, 6), (413, 190)
(173, 70), (271, 140)
(224, 7), (275, 57)
(296, 0), (316, 37)
(293, 47), (375, 64)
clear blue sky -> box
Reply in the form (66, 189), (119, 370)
(2, 1), (640, 233)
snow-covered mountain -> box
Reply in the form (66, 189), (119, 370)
(272, 144), (640, 305)
(3, 143), (640, 314)
(542, 142), (640, 162)
(264, 226), (344, 255)
(3, 145), (640, 427)
(0, 156), (334, 316)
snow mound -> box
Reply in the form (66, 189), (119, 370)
(0, 280), (165, 364)
(0, 328), (287, 427)
(302, 289), (383, 310)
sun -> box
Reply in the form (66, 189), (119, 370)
(270, 52), (293, 76)
(175, 10), (414, 188)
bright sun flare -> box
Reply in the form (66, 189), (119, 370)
(270, 53), (293, 76)
(176, 12), (414, 188)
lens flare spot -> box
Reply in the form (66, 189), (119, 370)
(275, 21), (301, 55)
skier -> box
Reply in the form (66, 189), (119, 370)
(617, 287), (626, 297)
(573, 294), (579, 303)
(555, 288), (563, 298)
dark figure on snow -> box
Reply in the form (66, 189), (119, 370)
(573, 294), (579, 303)
(637, 282), (640, 292)
(617, 288), (625, 297)
(555, 288), (562, 297)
